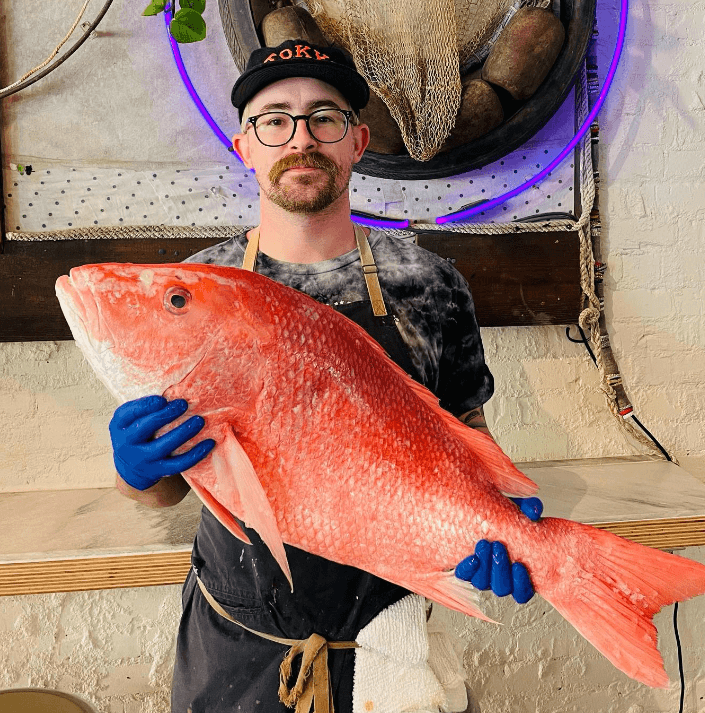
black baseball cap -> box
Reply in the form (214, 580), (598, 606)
(231, 40), (370, 120)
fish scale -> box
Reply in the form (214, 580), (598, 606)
(56, 261), (705, 689)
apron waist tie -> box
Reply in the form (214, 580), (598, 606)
(196, 574), (359, 713)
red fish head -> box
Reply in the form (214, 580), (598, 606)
(56, 263), (263, 405)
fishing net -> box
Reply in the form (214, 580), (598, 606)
(304, 0), (517, 160)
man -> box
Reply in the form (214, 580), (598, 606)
(111, 40), (542, 712)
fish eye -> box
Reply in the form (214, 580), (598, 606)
(164, 286), (192, 314)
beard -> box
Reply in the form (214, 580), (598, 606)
(262, 152), (350, 214)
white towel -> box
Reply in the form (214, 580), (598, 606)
(352, 594), (468, 713)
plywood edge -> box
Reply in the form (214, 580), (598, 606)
(591, 516), (705, 551)
(0, 551), (192, 596)
(517, 455), (662, 469)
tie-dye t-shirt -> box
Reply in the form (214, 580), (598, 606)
(185, 228), (493, 416)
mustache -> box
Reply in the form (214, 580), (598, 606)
(269, 152), (339, 184)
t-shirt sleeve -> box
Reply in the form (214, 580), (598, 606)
(182, 234), (247, 265)
(435, 271), (494, 417)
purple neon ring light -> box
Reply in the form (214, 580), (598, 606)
(164, 1), (626, 228)
(163, 7), (233, 150)
(438, 0), (628, 223)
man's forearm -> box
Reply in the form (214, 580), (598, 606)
(116, 471), (191, 508)
(458, 406), (494, 439)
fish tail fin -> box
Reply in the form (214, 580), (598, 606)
(538, 518), (705, 688)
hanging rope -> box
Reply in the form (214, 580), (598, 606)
(4, 224), (243, 241)
(572, 60), (676, 462)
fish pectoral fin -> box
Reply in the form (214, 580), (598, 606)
(187, 476), (252, 545)
(212, 427), (293, 590)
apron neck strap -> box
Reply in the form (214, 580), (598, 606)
(354, 224), (387, 317)
(242, 226), (260, 272)
(242, 225), (388, 317)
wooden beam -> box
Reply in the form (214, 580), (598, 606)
(415, 229), (581, 327)
(0, 228), (581, 342)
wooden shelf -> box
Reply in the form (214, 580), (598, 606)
(0, 487), (201, 596)
(2, 456), (704, 596)
(520, 455), (705, 550)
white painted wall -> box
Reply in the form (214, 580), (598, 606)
(1, 0), (705, 711)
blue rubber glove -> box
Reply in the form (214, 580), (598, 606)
(455, 496), (543, 604)
(110, 395), (216, 491)
(509, 496), (543, 521)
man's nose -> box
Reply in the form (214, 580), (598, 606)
(288, 117), (318, 151)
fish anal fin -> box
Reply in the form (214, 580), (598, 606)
(399, 571), (497, 624)
(212, 427), (293, 590)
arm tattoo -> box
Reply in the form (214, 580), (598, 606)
(459, 407), (487, 430)
(458, 406), (495, 440)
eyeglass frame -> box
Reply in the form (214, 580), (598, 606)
(244, 108), (357, 147)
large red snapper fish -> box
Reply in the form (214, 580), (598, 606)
(56, 262), (705, 688)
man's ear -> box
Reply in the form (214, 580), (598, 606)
(232, 131), (253, 169)
(352, 123), (370, 164)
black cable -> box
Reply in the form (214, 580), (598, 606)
(673, 602), (685, 713)
(565, 325), (676, 461)
(565, 325), (597, 366)
(0, 0), (115, 100)
(565, 324), (685, 707)
(630, 415), (673, 463)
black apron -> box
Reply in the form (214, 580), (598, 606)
(172, 228), (423, 713)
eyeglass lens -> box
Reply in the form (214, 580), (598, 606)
(254, 109), (349, 146)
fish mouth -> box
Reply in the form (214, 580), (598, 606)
(56, 270), (115, 357)
(56, 269), (136, 402)
(56, 274), (89, 337)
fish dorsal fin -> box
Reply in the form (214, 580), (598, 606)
(331, 310), (538, 497)
(211, 426), (293, 589)
(405, 377), (538, 497)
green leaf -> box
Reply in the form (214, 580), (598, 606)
(180, 0), (206, 13)
(142, 0), (167, 16)
(170, 8), (207, 42)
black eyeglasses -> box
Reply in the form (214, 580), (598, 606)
(245, 108), (355, 147)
